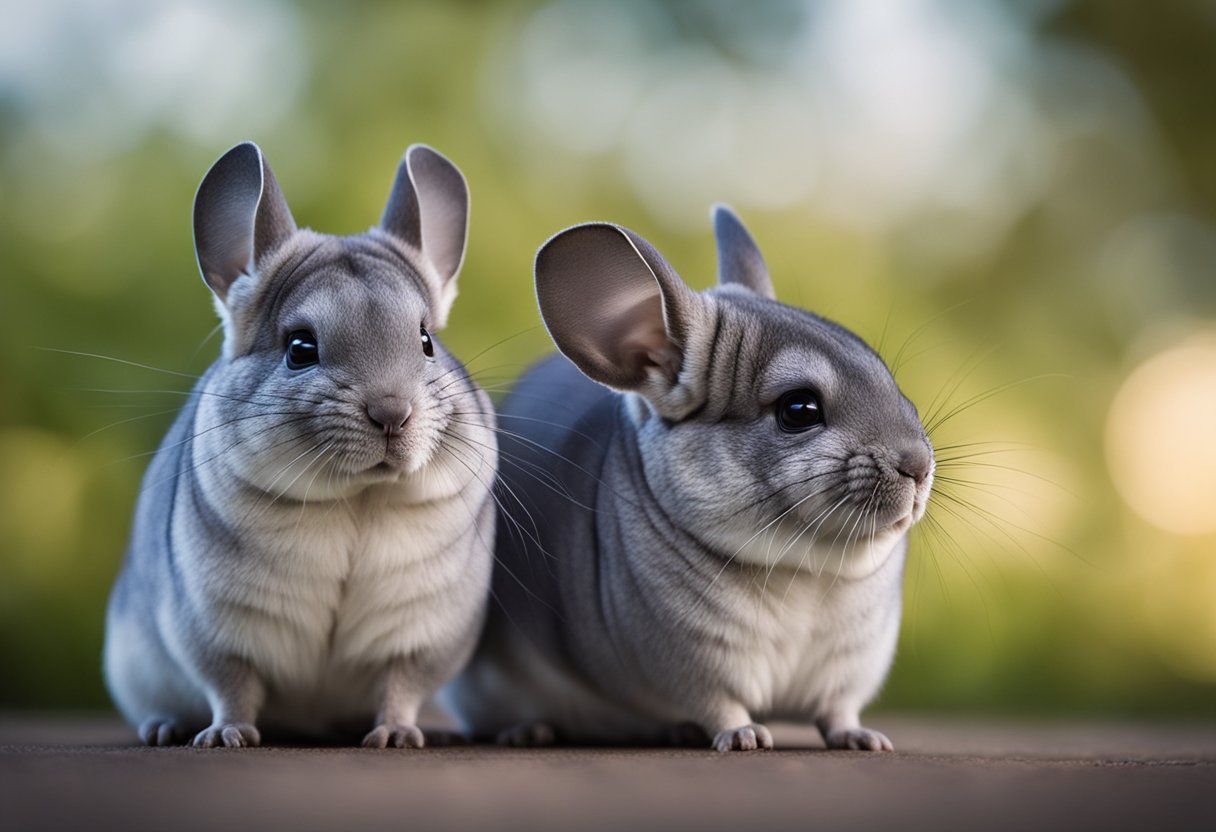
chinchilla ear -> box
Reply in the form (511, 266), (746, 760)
(711, 204), (775, 300)
(534, 223), (702, 395)
(193, 142), (297, 302)
(380, 144), (469, 326)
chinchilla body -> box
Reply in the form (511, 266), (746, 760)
(104, 143), (496, 748)
(445, 209), (932, 752)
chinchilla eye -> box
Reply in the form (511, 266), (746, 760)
(285, 330), (319, 370)
(776, 389), (824, 432)
(420, 326), (434, 358)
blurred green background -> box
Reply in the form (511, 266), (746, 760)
(2, 0), (1214, 717)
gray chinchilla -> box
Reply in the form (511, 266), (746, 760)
(103, 142), (497, 748)
(444, 206), (932, 752)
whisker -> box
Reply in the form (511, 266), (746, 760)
(37, 347), (202, 380)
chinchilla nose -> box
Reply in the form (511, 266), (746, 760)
(896, 442), (933, 485)
(366, 396), (413, 438)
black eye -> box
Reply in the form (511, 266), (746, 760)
(285, 330), (319, 370)
(420, 326), (434, 358)
(776, 389), (824, 432)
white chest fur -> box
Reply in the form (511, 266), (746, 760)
(177, 468), (490, 711)
(685, 547), (905, 722)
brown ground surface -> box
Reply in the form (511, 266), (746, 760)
(2, 714), (1214, 832)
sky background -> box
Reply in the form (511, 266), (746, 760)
(1, 0), (1215, 716)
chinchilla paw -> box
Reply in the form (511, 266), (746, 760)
(422, 729), (471, 747)
(362, 723), (425, 749)
(138, 717), (187, 747)
(192, 722), (261, 748)
(712, 723), (774, 752)
(823, 726), (893, 752)
(496, 722), (556, 748)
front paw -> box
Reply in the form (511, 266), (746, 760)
(823, 726), (893, 752)
(424, 729), (472, 747)
(192, 722), (261, 748)
(138, 717), (187, 747)
(362, 723), (425, 749)
(496, 722), (556, 748)
(712, 723), (774, 752)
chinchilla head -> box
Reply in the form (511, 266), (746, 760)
(534, 206), (934, 576)
(191, 141), (481, 500)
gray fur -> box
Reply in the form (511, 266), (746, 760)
(104, 142), (497, 748)
(444, 207), (932, 752)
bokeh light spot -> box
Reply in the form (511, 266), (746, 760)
(1106, 333), (1216, 535)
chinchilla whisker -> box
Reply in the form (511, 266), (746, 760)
(715, 489), (844, 594)
(816, 504), (862, 586)
(449, 418), (638, 509)
(71, 386), (328, 408)
(492, 477), (562, 564)
(816, 498), (870, 599)
(240, 440), (336, 527)
(116, 410), (316, 463)
(914, 514), (954, 603)
(819, 486), (876, 591)
(429, 368), (491, 397)
(779, 497), (854, 607)
(446, 431), (597, 518)
(763, 484), (860, 594)
(778, 491), (846, 569)
(728, 480), (844, 567)
(298, 443), (341, 510)
(729, 467), (845, 517)
(925, 374), (1068, 437)
(448, 326), (544, 370)
(932, 444), (1034, 461)
(430, 361), (531, 393)
(930, 439), (1037, 454)
(37, 346), (203, 380)
(435, 442), (539, 564)
(888, 299), (974, 377)
(922, 495), (1024, 600)
(915, 512), (997, 640)
(929, 487), (1038, 562)
(920, 347), (997, 433)
(446, 442), (560, 571)
(935, 459), (1079, 500)
(425, 325), (544, 389)
(449, 412), (607, 455)
(439, 387), (588, 419)
(933, 473), (1054, 513)
(447, 418), (574, 460)
(441, 449), (562, 615)
(446, 386), (590, 416)
(88, 402), (193, 410)
(932, 484), (1088, 570)
(444, 428), (564, 495)
(79, 408), (184, 441)
(114, 411), (316, 469)
(189, 322), (224, 362)
(490, 413), (610, 449)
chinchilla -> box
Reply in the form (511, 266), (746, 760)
(443, 206), (932, 752)
(103, 141), (497, 748)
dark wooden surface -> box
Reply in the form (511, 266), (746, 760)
(3, 714), (1214, 831)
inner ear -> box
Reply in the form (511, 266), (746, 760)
(535, 223), (692, 391)
(380, 144), (469, 284)
(193, 142), (296, 301)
